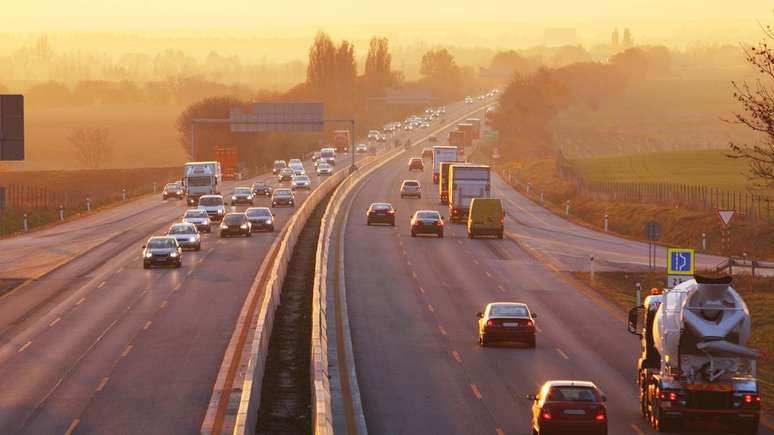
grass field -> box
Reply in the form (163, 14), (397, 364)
(568, 149), (772, 195)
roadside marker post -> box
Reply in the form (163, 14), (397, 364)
(635, 282), (641, 306)
(604, 214), (609, 232)
(667, 248), (695, 288)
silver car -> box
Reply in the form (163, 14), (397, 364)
(166, 222), (201, 251)
(182, 209), (211, 233)
(400, 179), (422, 199)
(198, 195), (226, 222)
(291, 175), (311, 190)
(316, 162), (333, 176)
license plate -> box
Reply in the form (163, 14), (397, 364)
(563, 409), (586, 415)
(503, 322), (518, 327)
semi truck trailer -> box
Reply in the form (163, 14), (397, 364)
(448, 164), (490, 223)
(432, 145), (458, 184)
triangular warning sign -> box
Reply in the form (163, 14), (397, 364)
(717, 209), (735, 227)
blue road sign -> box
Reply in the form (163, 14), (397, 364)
(667, 248), (695, 276)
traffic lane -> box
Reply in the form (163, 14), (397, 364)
(0, 172), (318, 433)
(347, 150), (650, 434)
(491, 174), (726, 272)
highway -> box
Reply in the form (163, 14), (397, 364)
(342, 122), (773, 434)
(0, 149), (375, 434)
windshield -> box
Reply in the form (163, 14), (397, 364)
(491, 305), (528, 317)
(187, 176), (212, 187)
(168, 225), (194, 234)
(274, 190), (292, 197)
(235, 188), (251, 194)
(198, 197), (223, 206)
(295, 176), (309, 182)
(247, 208), (271, 217)
(224, 214), (246, 224)
(403, 181), (419, 187)
(148, 239), (176, 249)
(184, 210), (208, 218)
(321, 150), (334, 158)
(372, 204), (392, 211)
(274, 161), (286, 168)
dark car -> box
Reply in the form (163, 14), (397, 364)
(162, 182), (184, 200)
(527, 381), (608, 435)
(408, 158), (424, 171)
(251, 182), (272, 197)
(245, 207), (275, 232)
(366, 202), (396, 226)
(271, 188), (295, 208)
(142, 236), (182, 269)
(410, 210), (444, 238)
(230, 187), (255, 206)
(278, 168), (295, 182)
(477, 302), (536, 347)
(219, 213), (252, 237)
(421, 148), (433, 159)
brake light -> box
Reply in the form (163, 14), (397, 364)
(486, 319), (495, 327)
(453, 209), (459, 215)
(541, 410), (552, 421)
(659, 391), (678, 401)
(743, 394), (760, 404)
(594, 412), (606, 422)
(526, 319), (534, 328)
(388, 210), (395, 214)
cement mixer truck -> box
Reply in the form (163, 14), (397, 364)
(627, 275), (760, 433)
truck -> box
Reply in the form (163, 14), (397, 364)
(183, 161), (222, 206)
(438, 161), (463, 205)
(457, 123), (474, 154)
(432, 145), (458, 184)
(214, 146), (237, 180)
(332, 130), (350, 153)
(465, 118), (482, 140)
(448, 130), (465, 155)
(627, 276), (760, 433)
(448, 164), (490, 223)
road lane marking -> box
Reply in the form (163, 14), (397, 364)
(143, 320), (152, 330)
(470, 383), (483, 399)
(97, 281), (106, 289)
(411, 271), (417, 279)
(438, 325), (447, 335)
(630, 423), (645, 435)
(473, 259), (480, 265)
(497, 284), (506, 292)
(427, 304), (434, 313)
(64, 419), (79, 435)
(18, 341), (32, 353)
(121, 345), (133, 358)
(116, 267), (124, 274)
(419, 286), (425, 294)
(485, 271), (492, 278)
(49, 317), (61, 327)
(160, 300), (168, 309)
(75, 297), (85, 306)
(457, 240), (463, 245)
(172, 283), (181, 292)
(96, 377), (109, 392)
(556, 348), (569, 360)
(407, 260), (412, 267)
(186, 270), (193, 277)
(452, 351), (462, 363)
(144, 283), (152, 290)
(496, 428), (505, 435)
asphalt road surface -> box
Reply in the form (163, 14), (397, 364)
(343, 129), (772, 434)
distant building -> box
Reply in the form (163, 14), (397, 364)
(543, 28), (577, 46)
(622, 28), (634, 49)
(612, 28), (620, 48)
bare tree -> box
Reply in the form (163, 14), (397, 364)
(728, 23), (774, 187)
(70, 128), (111, 169)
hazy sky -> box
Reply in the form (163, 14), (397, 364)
(3, 0), (773, 30)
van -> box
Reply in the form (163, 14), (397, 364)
(467, 198), (504, 239)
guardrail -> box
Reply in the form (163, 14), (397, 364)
(311, 103), (496, 434)
(714, 257), (774, 278)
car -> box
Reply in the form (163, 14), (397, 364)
(272, 160), (287, 175)
(251, 182), (272, 197)
(219, 213), (251, 237)
(403, 124), (413, 131)
(366, 202), (396, 226)
(197, 194), (225, 222)
(408, 158), (424, 171)
(142, 236), (182, 269)
(230, 187), (255, 205)
(316, 162), (333, 176)
(367, 130), (380, 140)
(419, 122), (430, 129)
(278, 168), (295, 182)
(312, 152), (320, 162)
(467, 198), (504, 239)
(162, 182), (184, 200)
(289, 160), (306, 175)
(245, 207), (275, 232)
(377, 133), (387, 142)
(291, 175), (311, 190)
(476, 302), (536, 347)
(400, 180), (422, 198)
(271, 188), (295, 207)
(527, 381), (608, 435)
(182, 209), (211, 233)
(477, 95), (486, 101)
(356, 143), (368, 153)
(465, 96), (474, 104)
(166, 222), (201, 251)
(421, 148), (433, 159)
(410, 210), (444, 238)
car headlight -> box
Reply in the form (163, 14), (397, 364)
(144, 252), (153, 258)
(217, 209), (224, 214)
(247, 195), (253, 199)
(266, 219), (273, 224)
(232, 196), (237, 200)
(170, 252), (179, 258)
(189, 237), (197, 242)
(240, 224), (248, 229)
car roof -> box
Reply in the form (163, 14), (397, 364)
(246, 207), (271, 212)
(544, 380), (599, 389)
(402, 179), (420, 183)
(274, 188), (292, 192)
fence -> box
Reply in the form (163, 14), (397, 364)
(556, 163), (773, 223)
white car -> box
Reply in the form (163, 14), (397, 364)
(316, 162), (333, 175)
(197, 195), (226, 222)
(400, 180), (422, 199)
(367, 130), (380, 140)
(356, 143), (368, 153)
(465, 97), (473, 104)
(182, 209), (211, 233)
(291, 175), (311, 190)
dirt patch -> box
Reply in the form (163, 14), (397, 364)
(256, 194), (330, 434)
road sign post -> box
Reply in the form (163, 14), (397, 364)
(643, 220), (662, 272)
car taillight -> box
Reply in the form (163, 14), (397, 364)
(388, 210), (395, 214)
(659, 391), (678, 401)
(541, 410), (552, 421)
(526, 319), (534, 328)
(743, 394), (760, 404)
(486, 319), (495, 327)
(594, 412), (606, 422)
(452, 209), (459, 215)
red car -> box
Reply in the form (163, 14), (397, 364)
(528, 380), (608, 435)
(408, 157), (424, 171)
